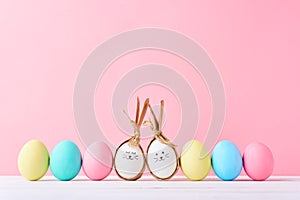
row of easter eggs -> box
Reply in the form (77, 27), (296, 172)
(18, 139), (274, 181)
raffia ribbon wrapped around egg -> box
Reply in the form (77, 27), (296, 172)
(144, 100), (179, 180)
(114, 97), (149, 181)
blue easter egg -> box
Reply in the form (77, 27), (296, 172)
(50, 140), (82, 181)
(212, 140), (242, 181)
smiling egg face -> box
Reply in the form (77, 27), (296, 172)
(114, 140), (145, 180)
(146, 139), (178, 180)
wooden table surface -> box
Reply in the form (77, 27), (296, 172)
(1, 176), (300, 200)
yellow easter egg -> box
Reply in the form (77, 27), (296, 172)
(180, 140), (211, 181)
(18, 140), (49, 181)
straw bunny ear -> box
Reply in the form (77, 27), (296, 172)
(159, 100), (164, 130)
(135, 97), (140, 124)
(148, 103), (159, 131)
(137, 98), (149, 126)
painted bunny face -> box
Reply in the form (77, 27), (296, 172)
(114, 142), (145, 180)
(147, 139), (178, 179)
(123, 151), (139, 161)
(153, 149), (170, 162)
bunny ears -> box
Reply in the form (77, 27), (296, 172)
(123, 97), (149, 146)
(144, 100), (164, 133)
(144, 100), (175, 148)
(123, 97), (175, 147)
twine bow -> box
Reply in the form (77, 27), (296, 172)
(144, 100), (176, 148)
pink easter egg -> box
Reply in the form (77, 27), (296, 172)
(243, 142), (274, 181)
(82, 141), (113, 180)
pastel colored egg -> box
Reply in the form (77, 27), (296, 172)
(146, 139), (178, 180)
(243, 142), (274, 181)
(82, 141), (113, 180)
(50, 140), (82, 181)
(180, 140), (211, 181)
(211, 140), (242, 181)
(18, 140), (49, 181)
(114, 140), (145, 180)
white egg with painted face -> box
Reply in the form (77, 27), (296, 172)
(114, 141), (145, 180)
(146, 139), (178, 180)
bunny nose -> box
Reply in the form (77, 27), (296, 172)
(160, 156), (163, 159)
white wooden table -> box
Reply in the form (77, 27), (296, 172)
(1, 176), (299, 200)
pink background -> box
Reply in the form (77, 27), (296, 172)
(1, 0), (300, 176)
